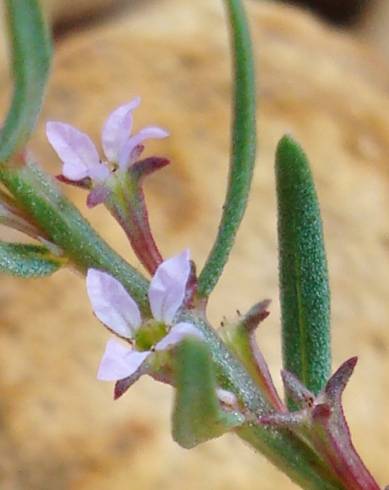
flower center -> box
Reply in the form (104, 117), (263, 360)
(134, 320), (168, 351)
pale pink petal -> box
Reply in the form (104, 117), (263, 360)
(86, 269), (141, 338)
(101, 98), (141, 162)
(155, 322), (203, 351)
(138, 126), (170, 139)
(97, 339), (149, 380)
(46, 122), (100, 180)
(62, 161), (90, 181)
(117, 126), (169, 170)
(88, 163), (110, 183)
(149, 249), (191, 324)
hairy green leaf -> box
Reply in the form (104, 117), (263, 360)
(276, 135), (331, 402)
(0, 242), (63, 277)
(172, 337), (244, 449)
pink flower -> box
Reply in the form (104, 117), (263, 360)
(86, 250), (203, 395)
(46, 98), (169, 183)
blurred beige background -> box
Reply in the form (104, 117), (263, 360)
(0, 0), (389, 489)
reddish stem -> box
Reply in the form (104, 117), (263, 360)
(105, 159), (169, 276)
(312, 408), (380, 490)
(107, 184), (162, 276)
(244, 302), (285, 411)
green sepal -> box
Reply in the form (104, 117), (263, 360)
(1, 0), (52, 162)
(276, 135), (331, 403)
(220, 302), (284, 410)
(172, 337), (244, 449)
(0, 242), (64, 277)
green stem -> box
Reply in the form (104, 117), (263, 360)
(197, 0), (256, 297)
(0, 0), (51, 162)
(0, 163), (149, 312)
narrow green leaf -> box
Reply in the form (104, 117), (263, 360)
(198, 0), (256, 297)
(0, 0), (52, 162)
(172, 337), (244, 449)
(276, 135), (331, 402)
(0, 242), (63, 277)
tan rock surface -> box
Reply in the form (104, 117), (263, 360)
(356, 0), (389, 56)
(1, 1), (389, 488)
(0, 0), (131, 71)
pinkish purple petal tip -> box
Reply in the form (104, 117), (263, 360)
(117, 126), (169, 169)
(86, 186), (111, 208)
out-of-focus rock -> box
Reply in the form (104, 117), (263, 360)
(356, 0), (389, 56)
(282, 0), (370, 25)
(0, 0), (130, 70)
(42, 0), (125, 23)
(0, 0), (389, 489)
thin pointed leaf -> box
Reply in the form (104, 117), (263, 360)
(276, 135), (331, 403)
(172, 337), (244, 449)
(198, 0), (256, 297)
(0, 242), (64, 277)
(0, 0), (52, 162)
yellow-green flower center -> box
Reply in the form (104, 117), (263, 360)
(134, 320), (168, 351)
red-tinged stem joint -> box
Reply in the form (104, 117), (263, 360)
(105, 157), (169, 276)
(259, 358), (381, 490)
